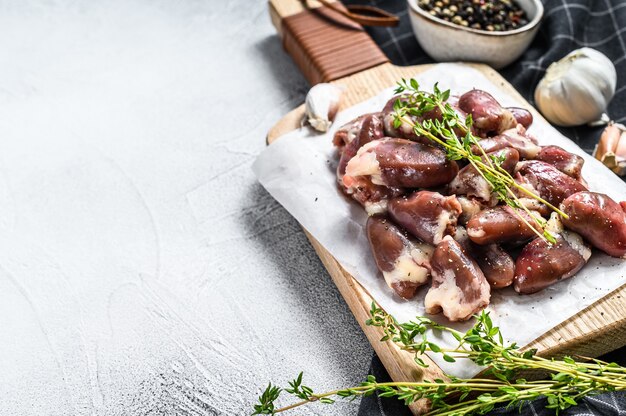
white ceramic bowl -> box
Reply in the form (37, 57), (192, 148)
(407, 0), (543, 69)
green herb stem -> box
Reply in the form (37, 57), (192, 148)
(253, 304), (626, 415)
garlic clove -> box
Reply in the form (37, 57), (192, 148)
(595, 123), (626, 176)
(304, 83), (344, 132)
(596, 123), (621, 159)
(534, 48), (616, 127)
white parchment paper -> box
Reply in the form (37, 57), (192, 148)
(252, 64), (626, 378)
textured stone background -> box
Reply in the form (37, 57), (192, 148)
(0, 1), (373, 414)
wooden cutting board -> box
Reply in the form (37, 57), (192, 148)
(267, 1), (626, 414)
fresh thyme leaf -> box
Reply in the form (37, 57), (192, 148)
(544, 230), (558, 244)
(443, 354), (456, 363)
(286, 373), (314, 401)
(252, 383), (282, 415)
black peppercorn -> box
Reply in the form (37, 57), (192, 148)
(418, 0), (529, 32)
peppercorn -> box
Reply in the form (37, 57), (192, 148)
(417, 0), (529, 32)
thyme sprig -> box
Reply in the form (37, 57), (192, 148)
(391, 79), (567, 243)
(252, 304), (626, 415)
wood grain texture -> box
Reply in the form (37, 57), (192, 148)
(266, 61), (626, 415)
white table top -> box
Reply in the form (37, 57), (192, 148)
(0, 1), (373, 414)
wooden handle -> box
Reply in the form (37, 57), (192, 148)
(317, 0), (400, 27)
(268, 0), (389, 84)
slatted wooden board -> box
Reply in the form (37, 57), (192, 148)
(266, 1), (626, 414)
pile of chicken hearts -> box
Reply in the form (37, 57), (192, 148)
(333, 89), (626, 322)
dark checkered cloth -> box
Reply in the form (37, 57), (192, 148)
(340, 0), (626, 414)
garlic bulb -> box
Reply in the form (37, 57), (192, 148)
(305, 83), (343, 132)
(534, 48), (616, 126)
(594, 122), (626, 176)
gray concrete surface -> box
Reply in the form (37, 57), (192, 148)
(0, 1), (373, 414)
